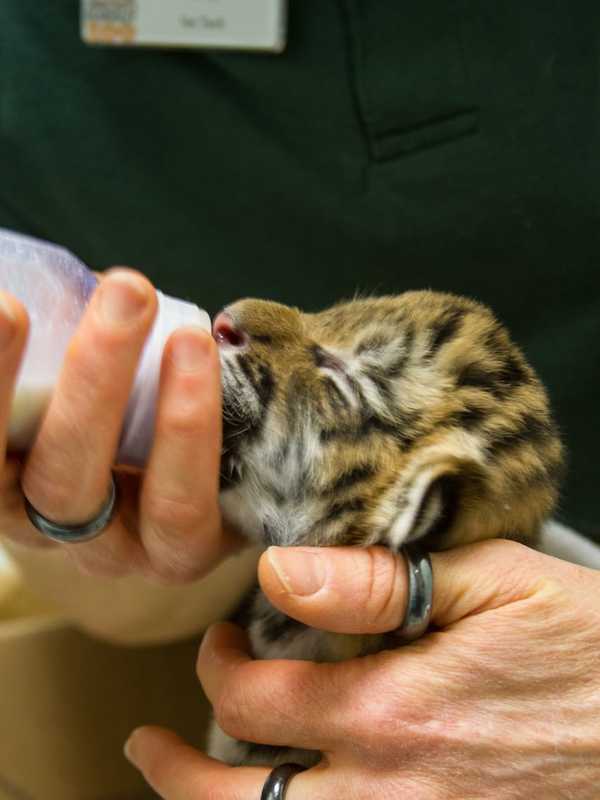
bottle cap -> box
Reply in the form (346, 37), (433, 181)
(117, 291), (212, 467)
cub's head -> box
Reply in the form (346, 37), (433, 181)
(214, 292), (563, 552)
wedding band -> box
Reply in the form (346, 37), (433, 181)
(260, 763), (307, 800)
(23, 473), (118, 544)
(395, 544), (433, 642)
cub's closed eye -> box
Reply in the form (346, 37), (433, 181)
(313, 345), (345, 372)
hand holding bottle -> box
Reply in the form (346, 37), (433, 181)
(0, 268), (242, 581)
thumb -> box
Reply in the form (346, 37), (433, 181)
(258, 540), (585, 635)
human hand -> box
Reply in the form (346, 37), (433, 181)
(126, 540), (600, 798)
(0, 270), (241, 581)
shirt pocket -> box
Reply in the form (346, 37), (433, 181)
(342, 1), (478, 161)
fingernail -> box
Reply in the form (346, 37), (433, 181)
(267, 547), (326, 596)
(123, 737), (134, 763)
(0, 294), (16, 350)
(97, 271), (149, 326)
(170, 327), (211, 372)
(123, 731), (138, 764)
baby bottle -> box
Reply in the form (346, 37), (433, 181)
(0, 228), (211, 467)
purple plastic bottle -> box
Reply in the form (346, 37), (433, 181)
(0, 228), (211, 467)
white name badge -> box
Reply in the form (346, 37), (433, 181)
(81, 0), (287, 52)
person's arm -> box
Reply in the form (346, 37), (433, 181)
(126, 540), (600, 796)
(0, 271), (258, 644)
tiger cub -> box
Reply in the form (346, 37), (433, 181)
(209, 290), (563, 767)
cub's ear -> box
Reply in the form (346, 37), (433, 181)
(375, 423), (557, 551)
(387, 459), (482, 550)
(377, 434), (487, 551)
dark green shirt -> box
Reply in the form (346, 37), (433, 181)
(1, 2), (599, 539)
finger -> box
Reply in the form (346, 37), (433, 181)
(259, 540), (590, 635)
(0, 293), (54, 547)
(0, 457), (53, 548)
(124, 726), (266, 800)
(125, 726), (435, 800)
(0, 292), (29, 461)
(22, 268), (157, 521)
(197, 623), (361, 751)
(124, 725), (324, 800)
(261, 545), (409, 634)
(19, 270), (156, 566)
(139, 328), (239, 582)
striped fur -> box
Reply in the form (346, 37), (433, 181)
(210, 291), (563, 767)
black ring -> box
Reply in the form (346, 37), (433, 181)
(260, 763), (307, 800)
(23, 474), (118, 544)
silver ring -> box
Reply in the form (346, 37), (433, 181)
(260, 763), (307, 800)
(395, 544), (433, 642)
(23, 474), (118, 544)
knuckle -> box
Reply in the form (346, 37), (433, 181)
(157, 402), (209, 440)
(475, 537), (544, 589)
(350, 696), (395, 749)
(363, 547), (404, 631)
(479, 537), (531, 562)
(61, 538), (131, 578)
(213, 674), (253, 739)
(344, 665), (411, 750)
(142, 536), (203, 584)
(146, 555), (204, 585)
(67, 342), (134, 418)
(69, 319), (149, 395)
(144, 492), (205, 533)
(142, 515), (216, 585)
(68, 553), (130, 579)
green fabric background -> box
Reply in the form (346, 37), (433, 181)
(1, 1), (598, 539)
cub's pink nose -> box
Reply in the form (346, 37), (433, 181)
(212, 311), (248, 347)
